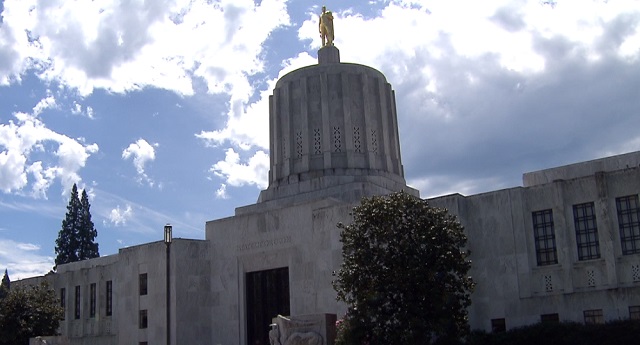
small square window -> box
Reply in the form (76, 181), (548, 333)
(629, 306), (640, 320)
(491, 318), (506, 333)
(139, 273), (148, 296)
(541, 313), (559, 324)
(584, 309), (604, 324)
(139, 309), (148, 329)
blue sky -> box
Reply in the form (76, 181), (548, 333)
(1, 0), (640, 279)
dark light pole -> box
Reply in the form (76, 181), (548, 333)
(164, 224), (172, 345)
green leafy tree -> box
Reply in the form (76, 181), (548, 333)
(0, 269), (9, 299)
(54, 183), (99, 269)
(333, 192), (475, 345)
(0, 281), (63, 345)
(78, 189), (99, 260)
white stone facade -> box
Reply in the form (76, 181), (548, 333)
(429, 153), (640, 330)
(19, 240), (212, 345)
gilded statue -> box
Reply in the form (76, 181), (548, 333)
(319, 6), (334, 47)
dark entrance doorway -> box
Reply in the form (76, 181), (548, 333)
(246, 267), (290, 345)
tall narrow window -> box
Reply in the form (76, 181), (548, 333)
(139, 273), (148, 296)
(74, 285), (81, 319)
(573, 202), (600, 260)
(630, 306), (640, 320)
(616, 195), (640, 255)
(60, 288), (66, 320)
(533, 209), (558, 266)
(106, 280), (113, 316)
(90, 283), (96, 318)
(583, 309), (604, 324)
(139, 309), (148, 329)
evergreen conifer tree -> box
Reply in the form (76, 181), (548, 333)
(54, 184), (99, 269)
(78, 189), (99, 260)
(55, 184), (81, 268)
(0, 269), (9, 299)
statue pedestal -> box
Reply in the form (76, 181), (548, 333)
(270, 314), (337, 345)
(318, 46), (340, 64)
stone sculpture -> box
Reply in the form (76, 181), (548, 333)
(319, 6), (334, 47)
(284, 332), (322, 345)
(270, 315), (324, 345)
(269, 323), (282, 345)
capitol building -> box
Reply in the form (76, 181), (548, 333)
(20, 45), (640, 345)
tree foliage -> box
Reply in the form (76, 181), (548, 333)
(0, 281), (63, 345)
(54, 183), (99, 269)
(78, 189), (99, 260)
(468, 320), (640, 345)
(0, 269), (9, 300)
(333, 192), (475, 345)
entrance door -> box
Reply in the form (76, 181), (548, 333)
(246, 267), (290, 345)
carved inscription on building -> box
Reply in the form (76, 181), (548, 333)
(236, 236), (292, 252)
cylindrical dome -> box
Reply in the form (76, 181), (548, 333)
(258, 49), (410, 203)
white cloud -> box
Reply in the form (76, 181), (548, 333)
(408, 175), (509, 199)
(215, 184), (229, 199)
(198, 52), (316, 194)
(0, 150), (28, 193)
(122, 139), (157, 186)
(86, 106), (95, 119)
(71, 102), (95, 119)
(32, 95), (57, 116)
(26, 161), (58, 199)
(16, 242), (40, 251)
(0, 99), (99, 197)
(108, 204), (133, 226)
(0, 0), (291, 97)
(196, 52), (317, 151)
(299, 0), (640, 76)
(294, 0), (640, 198)
(2, 0), (296, 199)
(56, 138), (99, 190)
(0, 239), (53, 280)
(94, 188), (202, 236)
(211, 148), (269, 189)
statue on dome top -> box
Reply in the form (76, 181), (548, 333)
(319, 6), (334, 47)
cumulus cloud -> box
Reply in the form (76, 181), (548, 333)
(0, 0), (291, 96)
(0, 98), (99, 197)
(32, 95), (57, 116)
(196, 52), (317, 151)
(71, 102), (95, 119)
(215, 184), (229, 199)
(198, 52), (316, 190)
(211, 148), (269, 189)
(122, 139), (157, 186)
(2, 0), (295, 198)
(108, 204), (133, 226)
